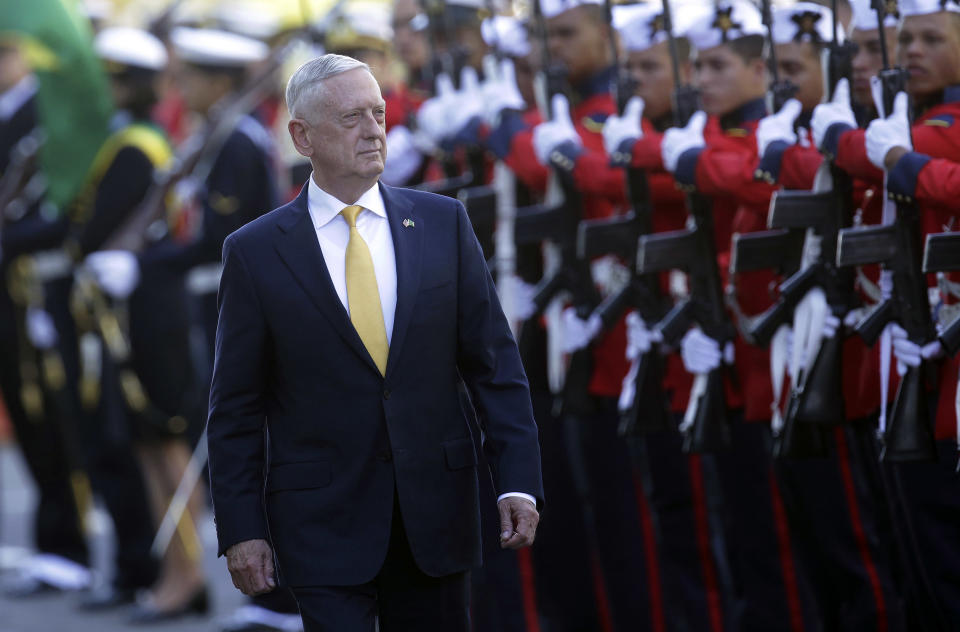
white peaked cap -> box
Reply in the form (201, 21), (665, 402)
(686, 0), (766, 51)
(899, 0), (960, 16)
(849, 0), (900, 31)
(539, 0), (604, 20)
(482, 15), (532, 58)
(771, 2), (837, 44)
(95, 27), (168, 72)
(214, 2), (284, 41)
(171, 27), (270, 67)
(615, 1), (713, 53)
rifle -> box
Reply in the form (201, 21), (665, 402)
(100, 36), (300, 253)
(923, 232), (960, 355)
(633, 0), (732, 453)
(732, 1), (858, 457)
(760, 0), (799, 113)
(835, 0), (934, 462)
(576, 0), (676, 436)
(0, 130), (43, 232)
(512, 0), (599, 411)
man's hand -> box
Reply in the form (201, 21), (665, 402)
(498, 496), (539, 550)
(225, 538), (276, 596)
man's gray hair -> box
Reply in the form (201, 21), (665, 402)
(285, 54), (370, 120)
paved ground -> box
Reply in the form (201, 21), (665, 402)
(0, 441), (247, 632)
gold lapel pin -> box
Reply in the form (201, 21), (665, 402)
(402, 218), (415, 228)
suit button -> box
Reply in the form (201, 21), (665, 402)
(377, 452), (392, 462)
(383, 389), (391, 400)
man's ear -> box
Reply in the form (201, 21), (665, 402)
(288, 119), (313, 158)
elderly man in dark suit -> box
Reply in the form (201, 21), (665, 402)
(206, 53), (543, 631)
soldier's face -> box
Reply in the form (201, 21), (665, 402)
(774, 41), (823, 112)
(291, 69), (387, 183)
(898, 13), (960, 98)
(850, 27), (898, 107)
(693, 44), (766, 116)
(0, 45), (28, 93)
(392, 0), (429, 72)
(545, 7), (611, 84)
(625, 42), (677, 121)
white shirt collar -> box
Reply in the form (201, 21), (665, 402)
(307, 175), (387, 229)
(0, 75), (37, 123)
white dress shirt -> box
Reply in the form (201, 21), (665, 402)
(307, 176), (397, 344)
(306, 175), (535, 510)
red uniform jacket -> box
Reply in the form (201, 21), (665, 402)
(827, 87), (960, 438)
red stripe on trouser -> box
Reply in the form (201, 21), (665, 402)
(591, 552), (615, 632)
(516, 547), (541, 632)
(689, 455), (725, 632)
(834, 427), (888, 632)
(768, 468), (805, 632)
(632, 469), (665, 632)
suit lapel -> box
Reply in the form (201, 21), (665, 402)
(274, 184), (379, 373)
(381, 184), (422, 379)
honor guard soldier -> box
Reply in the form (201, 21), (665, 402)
(812, 0), (960, 624)
(601, 4), (739, 630)
(150, 27), (279, 374)
(76, 26), (215, 621)
(643, 3), (814, 628)
(0, 41), (93, 598)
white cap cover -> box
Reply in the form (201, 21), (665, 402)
(615, 1), (712, 53)
(686, 0), (766, 51)
(771, 2), (837, 44)
(899, 0), (960, 17)
(849, 0), (900, 32)
(171, 27), (270, 68)
(539, 0), (604, 21)
(95, 27), (168, 72)
(482, 15), (532, 58)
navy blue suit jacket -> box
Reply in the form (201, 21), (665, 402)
(207, 182), (543, 587)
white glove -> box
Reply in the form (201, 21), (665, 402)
(812, 78), (857, 151)
(680, 327), (733, 374)
(26, 307), (58, 350)
(602, 96), (644, 156)
(821, 312), (841, 339)
(890, 322), (943, 375)
(865, 90), (912, 169)
(756, 98), (802, 157)
(561, 306), (602, 353)
(502, 275), (537, 321)
(85, 250), (140, 300)
(446, 66), (485, 138)
(482, 56), (526, 126)
(381, 125), (423, 186)
(416, 73), (457, 145)
(661, 111), (707, 173)
(624, 311), (661, 360)
(532, 94), (582, 166)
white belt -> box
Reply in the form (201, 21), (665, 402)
(186, 263), (223, 296)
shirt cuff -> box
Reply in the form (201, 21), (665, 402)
(886, 150), (931, 203)
(548, 139), (584, 173)
(822, 122), (855, 160)
(610, 137), (638, 167)
(497, 492), (537, 506)
(485, 110), (528, 159)
(674, 146), (704, 187)
(754, 140), (791, 184)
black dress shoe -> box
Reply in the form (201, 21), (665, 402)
(127, 586), (210, 624)
(77, 585), (137, 611)
(220, 623), (292, 632)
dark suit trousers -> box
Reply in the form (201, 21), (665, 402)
(291, 498), (470, 632)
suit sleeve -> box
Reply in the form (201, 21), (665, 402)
(207, 235), (269, 556)
(453, 200), (544, 508)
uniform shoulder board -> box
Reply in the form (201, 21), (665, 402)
(923, 114), (953, 128)
(580, 112), (608, 134)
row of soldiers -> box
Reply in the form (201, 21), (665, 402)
(1, 0), (959, 631)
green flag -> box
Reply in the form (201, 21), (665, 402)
(0, 0), (113, 209)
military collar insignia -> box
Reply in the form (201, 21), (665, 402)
(712, 6), (741, 42)
(791, 11), (824, 42)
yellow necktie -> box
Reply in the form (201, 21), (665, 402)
(341, 205), (389, 375)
